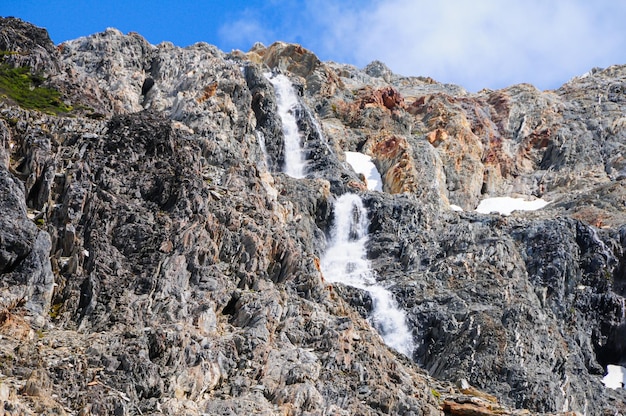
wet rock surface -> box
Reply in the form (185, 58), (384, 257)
(1, 17), (626, 415)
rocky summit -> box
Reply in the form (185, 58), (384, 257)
(1, 16), (626, 416)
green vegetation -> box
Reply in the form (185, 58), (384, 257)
(0, 62), (71, 114)
(49, 302), (63, 319)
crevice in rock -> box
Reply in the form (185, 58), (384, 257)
(222, 291), (240, 317)
(596, 323), (626, 368)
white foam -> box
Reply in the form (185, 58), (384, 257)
(321, 193), (414, 357)
(345, 152), (383, 191)
(255, 130), (269, 170)
(475, 196), (549, 216)
(367, 285), (414, 355)
(265, 73), (306, 178)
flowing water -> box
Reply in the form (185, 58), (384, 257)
(305, 106), (334, 155)
(255, 130), (269, 169)
(265, 73), (306, 178)
(321, 193), (414, 357)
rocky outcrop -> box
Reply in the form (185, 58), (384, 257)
(1, 17), (626, 416)
(0, 17), (59, 74)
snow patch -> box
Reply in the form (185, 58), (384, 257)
(475, 197), (549, 216)
(345, 151), (383, 191)
(603, 365), (626, 389)
(450, 204), (463, 212)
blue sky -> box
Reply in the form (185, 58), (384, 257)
(2, 1), (626, 92)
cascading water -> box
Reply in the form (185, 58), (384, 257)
(304, 106), (333, 155)
(254, 130), (270, 169)
(321, 193), (414, 357)
(265, 73), (306, 178)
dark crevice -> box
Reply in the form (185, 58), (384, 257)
(596, 323), (626, 368)
(222, 292), (240, 317)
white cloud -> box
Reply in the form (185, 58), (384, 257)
(218, 1), (626, 91)
(217, 17), (271, 51)
(311, 0), (626, 90)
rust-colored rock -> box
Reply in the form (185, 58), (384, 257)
(358, 86), (405, 111)
(442, 400), (501, 416)
(197, 82), (218, 104)
(426, 128), (449, 147)
(369, 135), (418, 193)
(257, 41), (321, 79)
(373, 134), (407, 159)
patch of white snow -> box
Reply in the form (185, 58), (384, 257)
(475, 197), (549, 216)
(603, 364), (626, 389)
(345, 151), (383, 191)
(450, 204), (463, 212)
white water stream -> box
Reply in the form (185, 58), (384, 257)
(254, 130), (269, 169)
(265, 73), (307, 178)
(321, 193), (414, 357)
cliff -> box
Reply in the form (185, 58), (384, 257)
(0, 16), (625, 415)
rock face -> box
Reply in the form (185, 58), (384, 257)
(1, 17), (626, 415)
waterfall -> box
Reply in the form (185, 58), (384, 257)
(265, 73), (306, 178)
(304, 106), (333, 156)
(255, 130), (270, 169)
(321, 193), (414, 357)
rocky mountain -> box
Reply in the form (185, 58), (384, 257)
(1, 16), (625, 415)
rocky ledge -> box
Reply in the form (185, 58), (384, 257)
(0, 16), (625, 415)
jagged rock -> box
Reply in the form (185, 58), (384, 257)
(245, 64), (286, 171)
(364, 61), (395, 82)
(2, 16), (626, 416)
(0, 165), (54, 324)
(255, 41), (321, 79)
(0, 119), (10, 169)
(0, 17), (60, 74)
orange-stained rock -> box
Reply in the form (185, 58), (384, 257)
(258, 41), (321, 79)
(381, 86), (405, 110)
(373, 135), (407, 159)
(369, 135), (418, 194)
(442, 400), (501, 416)
(426, 128), (449, 147)
(358, 86), (405, 111)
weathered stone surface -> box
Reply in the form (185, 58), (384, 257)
(0, 164), (54, 323)
(0, 17), (60, 74)
(1, 16), (626, 416)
